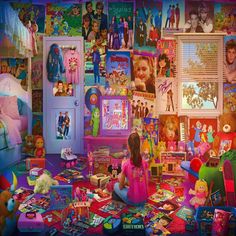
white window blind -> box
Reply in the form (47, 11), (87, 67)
(176, 34), (224, 116)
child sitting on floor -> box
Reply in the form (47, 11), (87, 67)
(114, 132), (149, 206)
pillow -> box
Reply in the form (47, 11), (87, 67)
(0, 96), (20, 120)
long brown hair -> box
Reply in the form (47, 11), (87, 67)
(128, 132), (142, 167)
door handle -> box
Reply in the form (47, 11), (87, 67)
(74, 100), (80, 106)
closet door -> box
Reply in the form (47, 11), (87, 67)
(43, 37), (84, 154)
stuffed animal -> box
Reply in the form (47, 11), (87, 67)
(22, 135), (35, 155)
(90, 107), (100, 136)
(106, 164), (122, 192)
(34, 171), (58, 194)
(34, 135), (45, 158)
(0, 190), (19, 236)
(212, 113), (236, 156)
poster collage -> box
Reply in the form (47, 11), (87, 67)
(0, 0), (235, 150)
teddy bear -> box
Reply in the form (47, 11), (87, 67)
(212, 113), (236, 157)
(0, 190), (19, 236)
(22, 135), (35, 155)
(34, 171), (58, 194)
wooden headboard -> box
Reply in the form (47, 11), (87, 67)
(0, 73), (29, 103)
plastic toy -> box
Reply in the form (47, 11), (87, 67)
(18, 212), (44, 232)
(34, 171), (59, 194)
(34, 135), (45, 158)
(87, 151), (94, 177)
(0, 190), (19, 236)
(0, 170), (17, 192)
(60, 147), (78, 168)
(189, 179), (208, 208)
(103, 215), (122, 235)
(223, 160), (236, 206)
(90, 107), (100, 137)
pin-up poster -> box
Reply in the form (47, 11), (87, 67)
(134, 0), (162, 55)
(184, 1), (214, 33)
(11, 3), (45, 33)
(162, 0), (185, 37)
(32, 57), (43, 90)
(156, 39), (176, 78)
(46, 3), (82, 36)
(32, 113), (43, 136)
(82, 1), (108, 42)
(106, 51), (131, 91)
(155, 78), (177, 114)
(214, 2), (236, 34)
(223, 83), (236, 113)
(108, 2), (134, 50)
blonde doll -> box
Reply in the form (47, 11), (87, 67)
(189, 179), (208, 208)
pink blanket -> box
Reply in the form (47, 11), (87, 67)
(0, 113), (22, 147)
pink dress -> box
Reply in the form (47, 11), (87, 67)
(122, 159), (148, 204)
(190, 191), (207, 207)
(64, 50), (80, 84)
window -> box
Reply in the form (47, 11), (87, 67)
(176, 34), (224, 116)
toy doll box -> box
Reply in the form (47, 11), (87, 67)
(26, 158), (45, 170)
(195, 206), (236, 236)
(18, 212), (44, 232)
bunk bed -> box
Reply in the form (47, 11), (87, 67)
(0, 3), (32, 171)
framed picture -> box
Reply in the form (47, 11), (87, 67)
(210, 190), (224, 206)
(160, 151), (186, 176)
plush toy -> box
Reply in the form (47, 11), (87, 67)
(0, 190), (19, 236)
(90, 107), (100, 136)
(34, 135), (45, 158)
(34, 171), (58, 194)
(212, 113), (236, 156)
(22, 135), (35, 155)
(106, 164), (122, 193)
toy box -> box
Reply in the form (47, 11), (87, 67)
(90, 173), (110, 188)
(18, 212), (44, 232)
(195, 206), (236, 236)
(26, 158), (45, 170)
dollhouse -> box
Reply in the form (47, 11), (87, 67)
(0, 1), (236, 236)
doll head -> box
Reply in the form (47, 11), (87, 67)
(35, 135), (44, 148)
(195, 179), (208, 195)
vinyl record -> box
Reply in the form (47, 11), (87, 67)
(85, 87), (102, 112)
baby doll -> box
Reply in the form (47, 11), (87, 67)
(34, 135), (45, 158)
(189, 179), (208, 208)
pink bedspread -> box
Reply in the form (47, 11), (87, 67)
(0, 113), (22, 146)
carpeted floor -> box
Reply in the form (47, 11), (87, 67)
(8, 154), (200, 236)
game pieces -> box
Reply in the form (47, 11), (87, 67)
(103, 216), (122, 234)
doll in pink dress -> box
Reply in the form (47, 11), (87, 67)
(189, 179), (208, 208)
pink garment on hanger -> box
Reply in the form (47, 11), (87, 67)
(64, 49), (80, 84)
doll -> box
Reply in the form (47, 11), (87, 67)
(87, 151), (94, 177)
(34, 135), (45, 158)
(189, 179), (208, 208)
(90, 107), (100, 136)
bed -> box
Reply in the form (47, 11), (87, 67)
(0, 75), (31, 172)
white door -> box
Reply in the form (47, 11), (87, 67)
(43, 37), (84, 154)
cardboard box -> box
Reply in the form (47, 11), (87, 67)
(90, 173), (110, 188)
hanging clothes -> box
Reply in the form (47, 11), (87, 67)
(47, 44), (65, 82)
(64, 49), (80, 84)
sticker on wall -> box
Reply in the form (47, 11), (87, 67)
(134, 0), (162, 55)
(107, 1), (134, 50)
(32, 113), (43, 136)
(56, 111), (72, 140)
(162, 0), (185, 38)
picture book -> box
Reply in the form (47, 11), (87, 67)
(156, 200), (180, 215)
(149, 189), (174, 203)
(99, 200), (126, 215)
(13, 187), (34, 203)
(155, 78), (177, 114)
(128, 203), (158, 218)
(156, 40), (176, 78)
(189, 118), (218, 147)
(142, 117), (159, 159)
(42, 210), (62, 227)
(54, 169), (84, 183)
(134, 0), (162, 54)
(160, 152), (186, 176)
(146, 221), (171, 235)
(223, 83), (236, 113)
(149, 212), (173, 227)
(162, 0), (185, 37)
(132, 91), (156, 119)
(159, 115), (179, 144)
(176, 206), (195, 221)
(106, 51), (131, 90)
(50, 185), (73, 210)
(108, 2), (134, 51)
(88, 212), (105, 227)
